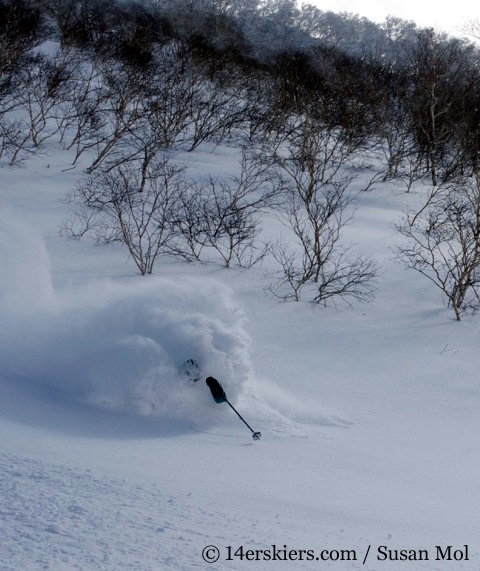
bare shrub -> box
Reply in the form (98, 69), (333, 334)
(263, 112), (378, 305)
(396, 172), (480, 320)
(269, 182), (377, 304)
(173, 149), (277, 267)
(64, 156), (187, 275)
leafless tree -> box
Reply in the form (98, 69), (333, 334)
(396, 172), (480, 320)
(405, 29), (477, 186)
(54, 48), (105, 153)
(83, 59), (145, 173)
(73, 41), (245, 175)
(184, 69), (247, 152)
(0, 1), (45, 164)
(5, 51), (77, 164)
(270, 180), (377, 304)
(173, 148), (277, 267)
(460, 18), (480, 42)
(65, 156), (188, 275)
(369, 70), (421, 190)
(264, 110), (377, 304)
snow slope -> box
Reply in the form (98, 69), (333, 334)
(1, 148), (480, 570)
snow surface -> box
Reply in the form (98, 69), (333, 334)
(1, 146), (480, 571)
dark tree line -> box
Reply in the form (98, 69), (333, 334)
(3, 0), (480, 313)
(3, 0), (480, 181)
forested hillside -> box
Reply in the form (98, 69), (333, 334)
(3, 0), (480, 317)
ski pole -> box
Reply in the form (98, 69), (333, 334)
(206, 376), (261, 440)
(225, 399), (261, 440)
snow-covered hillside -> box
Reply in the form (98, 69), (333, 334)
(1, 145), (480, 571)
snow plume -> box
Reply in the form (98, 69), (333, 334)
(254, 378), (349, 427)
(0, 220), (252, 424)
(0, 211), (55, 313)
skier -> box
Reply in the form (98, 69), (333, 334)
(180, 359), (261, 440)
